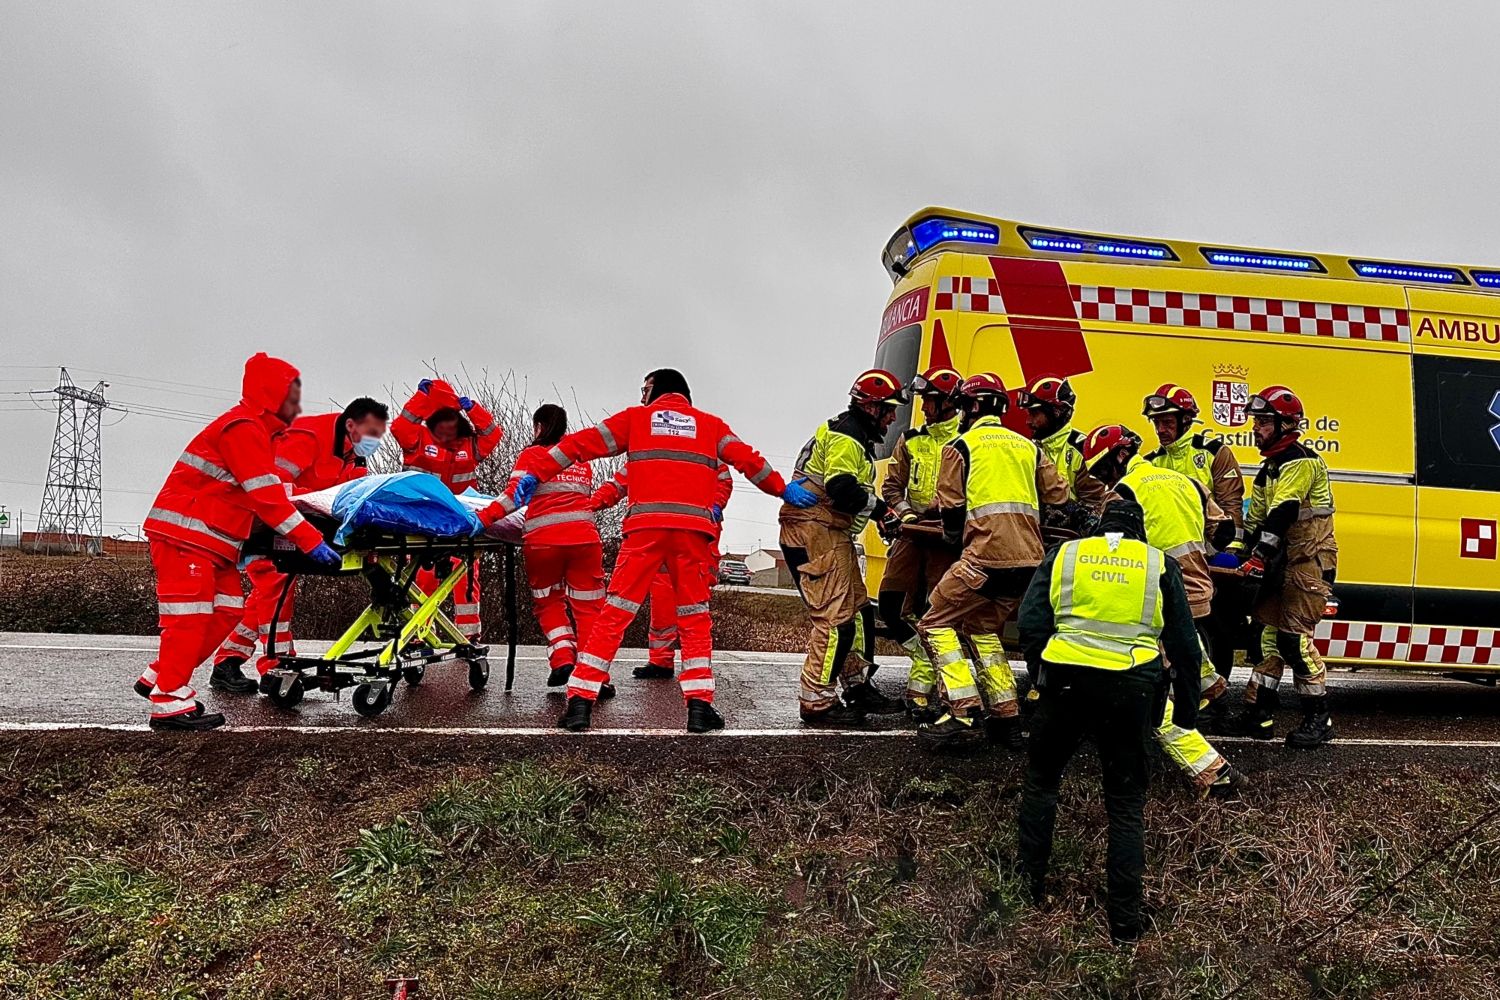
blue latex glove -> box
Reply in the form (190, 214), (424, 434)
(710, 504), (723, 524)
(1207, 551), (1240, 569)
(782, 478), (818, 508)
(417, 378), (433, 394)
(309, 542), (342, 568)
(458, 396), (475, 412)
(510, 473), (539, 506)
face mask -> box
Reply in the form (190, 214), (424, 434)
(352, 435), (383, 458)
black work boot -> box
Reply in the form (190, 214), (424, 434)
(546, 664), (574, 688)
(843, 682), (904, 715)
(133, 677), (153, 699)
(209, 657), (258, 695)
(557, 695), (594, 732)
(904, 698), (940, 725)
(686, 699), (725, 734)
(633, 663), (674, 679)
(1206, 765), (1249, 799)
(916, 712), (985, 752)
(1285, 697), (1335, 749)
(800, 702), (867, 729)
(598, 682), (617, 701)
(984, 714), (1026, 752)
(149, 705), (225, 732)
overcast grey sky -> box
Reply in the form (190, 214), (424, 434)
(4, 1), (1499, 552)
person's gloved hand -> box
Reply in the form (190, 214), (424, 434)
(510, 473), (539, 506)
(418, 378), (433, 394)
(458, 396), (475, 412)
(710, 504), (723, 524)
(309, 542), (342, 568)
(1241, 555), (1266, 580)
(877, 508), (904, 541)
(1207, 551), (1240, 569)
(782, 478), (817, 508)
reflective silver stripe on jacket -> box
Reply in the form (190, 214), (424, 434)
(524, 510), (596, 532)
(717, 434), (741, 454)
(593, 422), (619, 453)
(967, 501), (1039, 521)
(749, 463), (774, 485)
(627, 502), (715, 521)
(534, 481), (591, 496)
(273, 512), (309, 536)
(1166, 540), (1207, 560)
(146, 507), (239, 548)
(241, 474), (281, 492)
(477, 421), (499, 438)
(276, 456), (303, 477)
(214, 593), (246, 609)
(450, 471), (477, 484)
(1056, 543), (1163, 633)
(1298, 505), (1335, 520)
(177, 451), (235, 483)
(548, 446), (574, 470)
(629, 449), (719, 468)
(158, 601), (215, 616)
(398, 407), (421, 423)
(567, 587), (606, 601)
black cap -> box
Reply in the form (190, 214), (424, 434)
(1096, 499), (1147, 542)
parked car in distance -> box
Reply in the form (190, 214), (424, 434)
(717, 558), (753, 586)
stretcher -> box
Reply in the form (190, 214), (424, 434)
(242, 516), (522, 717)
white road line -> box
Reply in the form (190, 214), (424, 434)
(2, 721), (1499, 748)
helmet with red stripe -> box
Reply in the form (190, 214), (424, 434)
(1080, 423), (1144, 483)
(956, 372), (1009, 422)
(909, 366), (964, 401)
(1142, 384), (1200, 420)
(849, 369), (907, 407)
(1015, 375), (1077, 423)
(1246, 385), (1304, 423)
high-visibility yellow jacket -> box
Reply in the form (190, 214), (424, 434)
(934, 415), (1068, 568)
(1244, 439), (1337, 564)
(1111, 456), (1219, 618)
(1146, 432), (1245, 535)
(881, 413), (961, 515)
(781, 413), (883, 535)
(1038, 423), (1107, 515)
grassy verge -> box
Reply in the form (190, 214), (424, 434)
(2, 733), (1498, 999)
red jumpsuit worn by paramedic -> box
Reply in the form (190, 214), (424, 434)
(391, 380), (502, 639)
(591, 462), (733, 672)
(509, 444), (606, 673)
(138, 353), (327, 722)
(213, 412), (368, 675)
(526, 394), (785, 708)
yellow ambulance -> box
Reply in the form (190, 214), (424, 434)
(870, 207), (1500, 675)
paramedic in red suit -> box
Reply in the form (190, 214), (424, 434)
(508, 403), (607, 690)
(135, 353), (342, 731)
(392, 378), (502, 639)
(208, 398), (390, 694)
(590, 461), (734, 679)
(489, 368), (814, 733)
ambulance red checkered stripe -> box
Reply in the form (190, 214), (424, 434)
(1317, 620), (1500, 665)
(1070, 285), (1410, 343)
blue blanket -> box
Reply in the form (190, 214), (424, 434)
(330, 472), (481, 545)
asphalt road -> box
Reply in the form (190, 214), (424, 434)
(4, 632), (1500, 749)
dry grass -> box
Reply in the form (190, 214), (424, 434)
(1, 732), (1497, 999)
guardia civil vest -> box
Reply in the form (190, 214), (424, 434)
(1043, 535), (1167, 671)
(957, 415), (1041, 520)
(1115, 457), (1206, 561)
(903, 413), (961, 511)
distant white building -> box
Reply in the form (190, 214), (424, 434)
(743, 547), (793, 589)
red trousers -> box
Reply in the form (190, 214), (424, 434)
(415, 557), (483, 640)
(139, 539), (244, 719)
(524, 541), (606, 669)
(570, 529), (715, 704)
(214, 558), (296, 674)
(645, 550), (720, 668)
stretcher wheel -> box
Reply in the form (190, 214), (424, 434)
(353, 682), (392, 718)
(265, 675), (304, 710)
(467, 657), (490, 691)
(402, 665), (426, 687)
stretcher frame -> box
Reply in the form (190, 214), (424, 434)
(248, 524), (521, 717)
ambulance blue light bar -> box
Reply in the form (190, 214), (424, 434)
(1202, 248), (1326, 274)
(910, 218), (1000, 252)
(1470, 270), (1500, 288)
(1350, 260), (1468, 285)
(1020, 227), (1177, 262)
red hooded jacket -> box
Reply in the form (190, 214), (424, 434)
(145, 353), (326, 562)
(392, 379), (501, 494)
(276, 413), (367, 494)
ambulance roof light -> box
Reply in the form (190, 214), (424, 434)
(910, 217), (1000, 253)
(1202, 248), (1326, 274)
(1351, 260), (1468, 286)
(1470, 271), (1500, 289)
(1019, 227), (1178, 262)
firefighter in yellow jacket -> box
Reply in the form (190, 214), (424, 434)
(1227, 386), (1338, 748)
(915, 373), (1068, 752)
(1080, 425), (1247, 798)
(780, 370), (909, 727)
(1017, 375), (1108, 526)
(875, 366), (965, 722)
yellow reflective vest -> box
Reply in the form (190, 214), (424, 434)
(955, 415), (1042, 519)
(1115, 456), (1206, 561)
(791, 420), (877, 534)
(1043, 534), (1167, 670)
(901, 414), (961, 511)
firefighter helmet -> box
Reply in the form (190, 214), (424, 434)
(909, 366), (964, 400)
(957, 372), (1009, 411)
(1080, 424), (1144, 467)
(849, 369), (907, 407)
(1246, 385), (1304, 423)
(1142, 384), (1200, 420)
(1015, 375), (1077, 424)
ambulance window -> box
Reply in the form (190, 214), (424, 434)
(873, 323), (921, 459)
(1413, 354), (1500, 490)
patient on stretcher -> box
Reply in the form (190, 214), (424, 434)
(293, 471), (527, 545)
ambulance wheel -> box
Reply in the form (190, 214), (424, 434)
(467, 657), (490, 691)
(265, 675), (304, 710)
(353, 682), (391, 718)
(402, 664), (426, 687)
